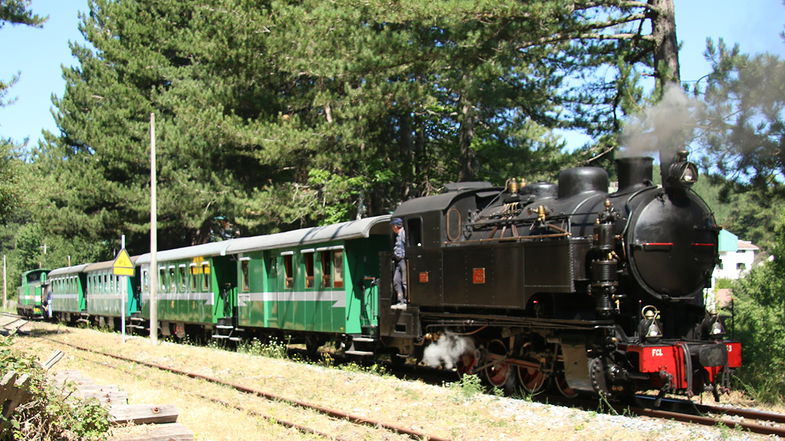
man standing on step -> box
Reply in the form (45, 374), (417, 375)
(390, 218), (407, 309)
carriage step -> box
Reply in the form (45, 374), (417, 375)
(126, 324), (145, 329)
(228, 337), (242, 342)
(351, 337), (375, 343)
(211, 335), (229, 339)
(130, 317), (145, 322)
(344, 350), (374, 356)
(215, 325), (235, 329)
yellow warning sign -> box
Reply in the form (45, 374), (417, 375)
(112, 248), (135, 277)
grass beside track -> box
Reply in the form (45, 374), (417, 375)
(11, 321), (776, 441)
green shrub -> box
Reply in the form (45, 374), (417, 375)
(0, 335), (110, 441)
(730, 221), (785, 403)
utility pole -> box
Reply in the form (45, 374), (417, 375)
(149, 112), (158, 345)
(3, 255), (6, 310)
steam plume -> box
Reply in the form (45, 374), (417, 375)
(618, 84), (704, 159)
(422, 333), (475, 369)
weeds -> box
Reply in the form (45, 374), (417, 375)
(337, 362), (390, 377)
(238, 337), (288, 359)
(0, 335), (110, 441)
(447, 374), (484, 402)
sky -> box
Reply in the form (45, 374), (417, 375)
(1, 0), (784, 149)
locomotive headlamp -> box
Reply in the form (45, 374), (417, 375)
(640, 305), (663, 342)
(677, 161), (698, 185)
(665, 150), (699, 188)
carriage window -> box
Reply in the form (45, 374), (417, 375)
(159, 268), (167, 292)
(333, 250), (344, 288)
(241, 259), (250, 292)
(304, 253), (314, 288)
(109, 274), (115, 293)
(283, 255), (294, 289)
(202, 263), (211, 291)
(142, 270), (149, 292)
(321, 252), (331, 288)
(178, 265), (187, 292)
(189, 265), (198, 291)
(168, 267), (176, 292)
(407, 218), (422, 247)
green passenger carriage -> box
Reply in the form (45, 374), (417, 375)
(135, 242), (238, 338)
(16, 269), (49, 318)
(226, 215), (390, 341)
(84, 259), (140, 327)
(48, 264), (88, 321)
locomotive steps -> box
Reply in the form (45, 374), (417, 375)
(9, 321), (778, 441)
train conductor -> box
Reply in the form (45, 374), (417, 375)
(390, 218), (407, 309)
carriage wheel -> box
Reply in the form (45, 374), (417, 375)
(483, 339), (512, 388)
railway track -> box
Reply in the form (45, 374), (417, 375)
(0, 311), (30, 335)
(36, 335), (452, 441)
(8, 315), (785, 438)
(627, 396), (785, 437)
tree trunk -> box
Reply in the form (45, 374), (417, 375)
(648, 0), (680, 88)
(458, 102), (477, 181)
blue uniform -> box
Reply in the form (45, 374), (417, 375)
(393, 228), (407, 303)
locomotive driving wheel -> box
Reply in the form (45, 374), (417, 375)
(515, 344), (547, 394)
(483, 339), (512, 389)
(553, 373), (578, 398)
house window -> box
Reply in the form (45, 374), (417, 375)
(719, 262), (724, 270)
(304, 252), (314, 288)
(736, 262), (746, 271)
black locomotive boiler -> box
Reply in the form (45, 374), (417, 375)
(377, 151), (740, 401)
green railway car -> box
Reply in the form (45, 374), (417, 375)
(84, 260), (140, 326)
(227, 215), (390, 339)
(135, 242), (238, 338)
(17, 269), (49, 318)
(48, 264), (88, 321)
(133, 215), (390, 342)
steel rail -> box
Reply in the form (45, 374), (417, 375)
(630, 406), (785, 437)
(70, 352), (356, 441)
(696, 403), (785, 424)
(42, 337), (452, 441)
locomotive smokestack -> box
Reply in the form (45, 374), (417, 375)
(615, 157), (653, 193)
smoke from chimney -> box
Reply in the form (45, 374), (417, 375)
(618, 84), (704, 161)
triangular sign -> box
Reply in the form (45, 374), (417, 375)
(113, 248), (134, 276)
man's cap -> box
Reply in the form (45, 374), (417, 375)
(390, 218), (403, 226)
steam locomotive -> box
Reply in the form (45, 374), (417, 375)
(378, 150), (740, 401)
(32, 148), (739, 403)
